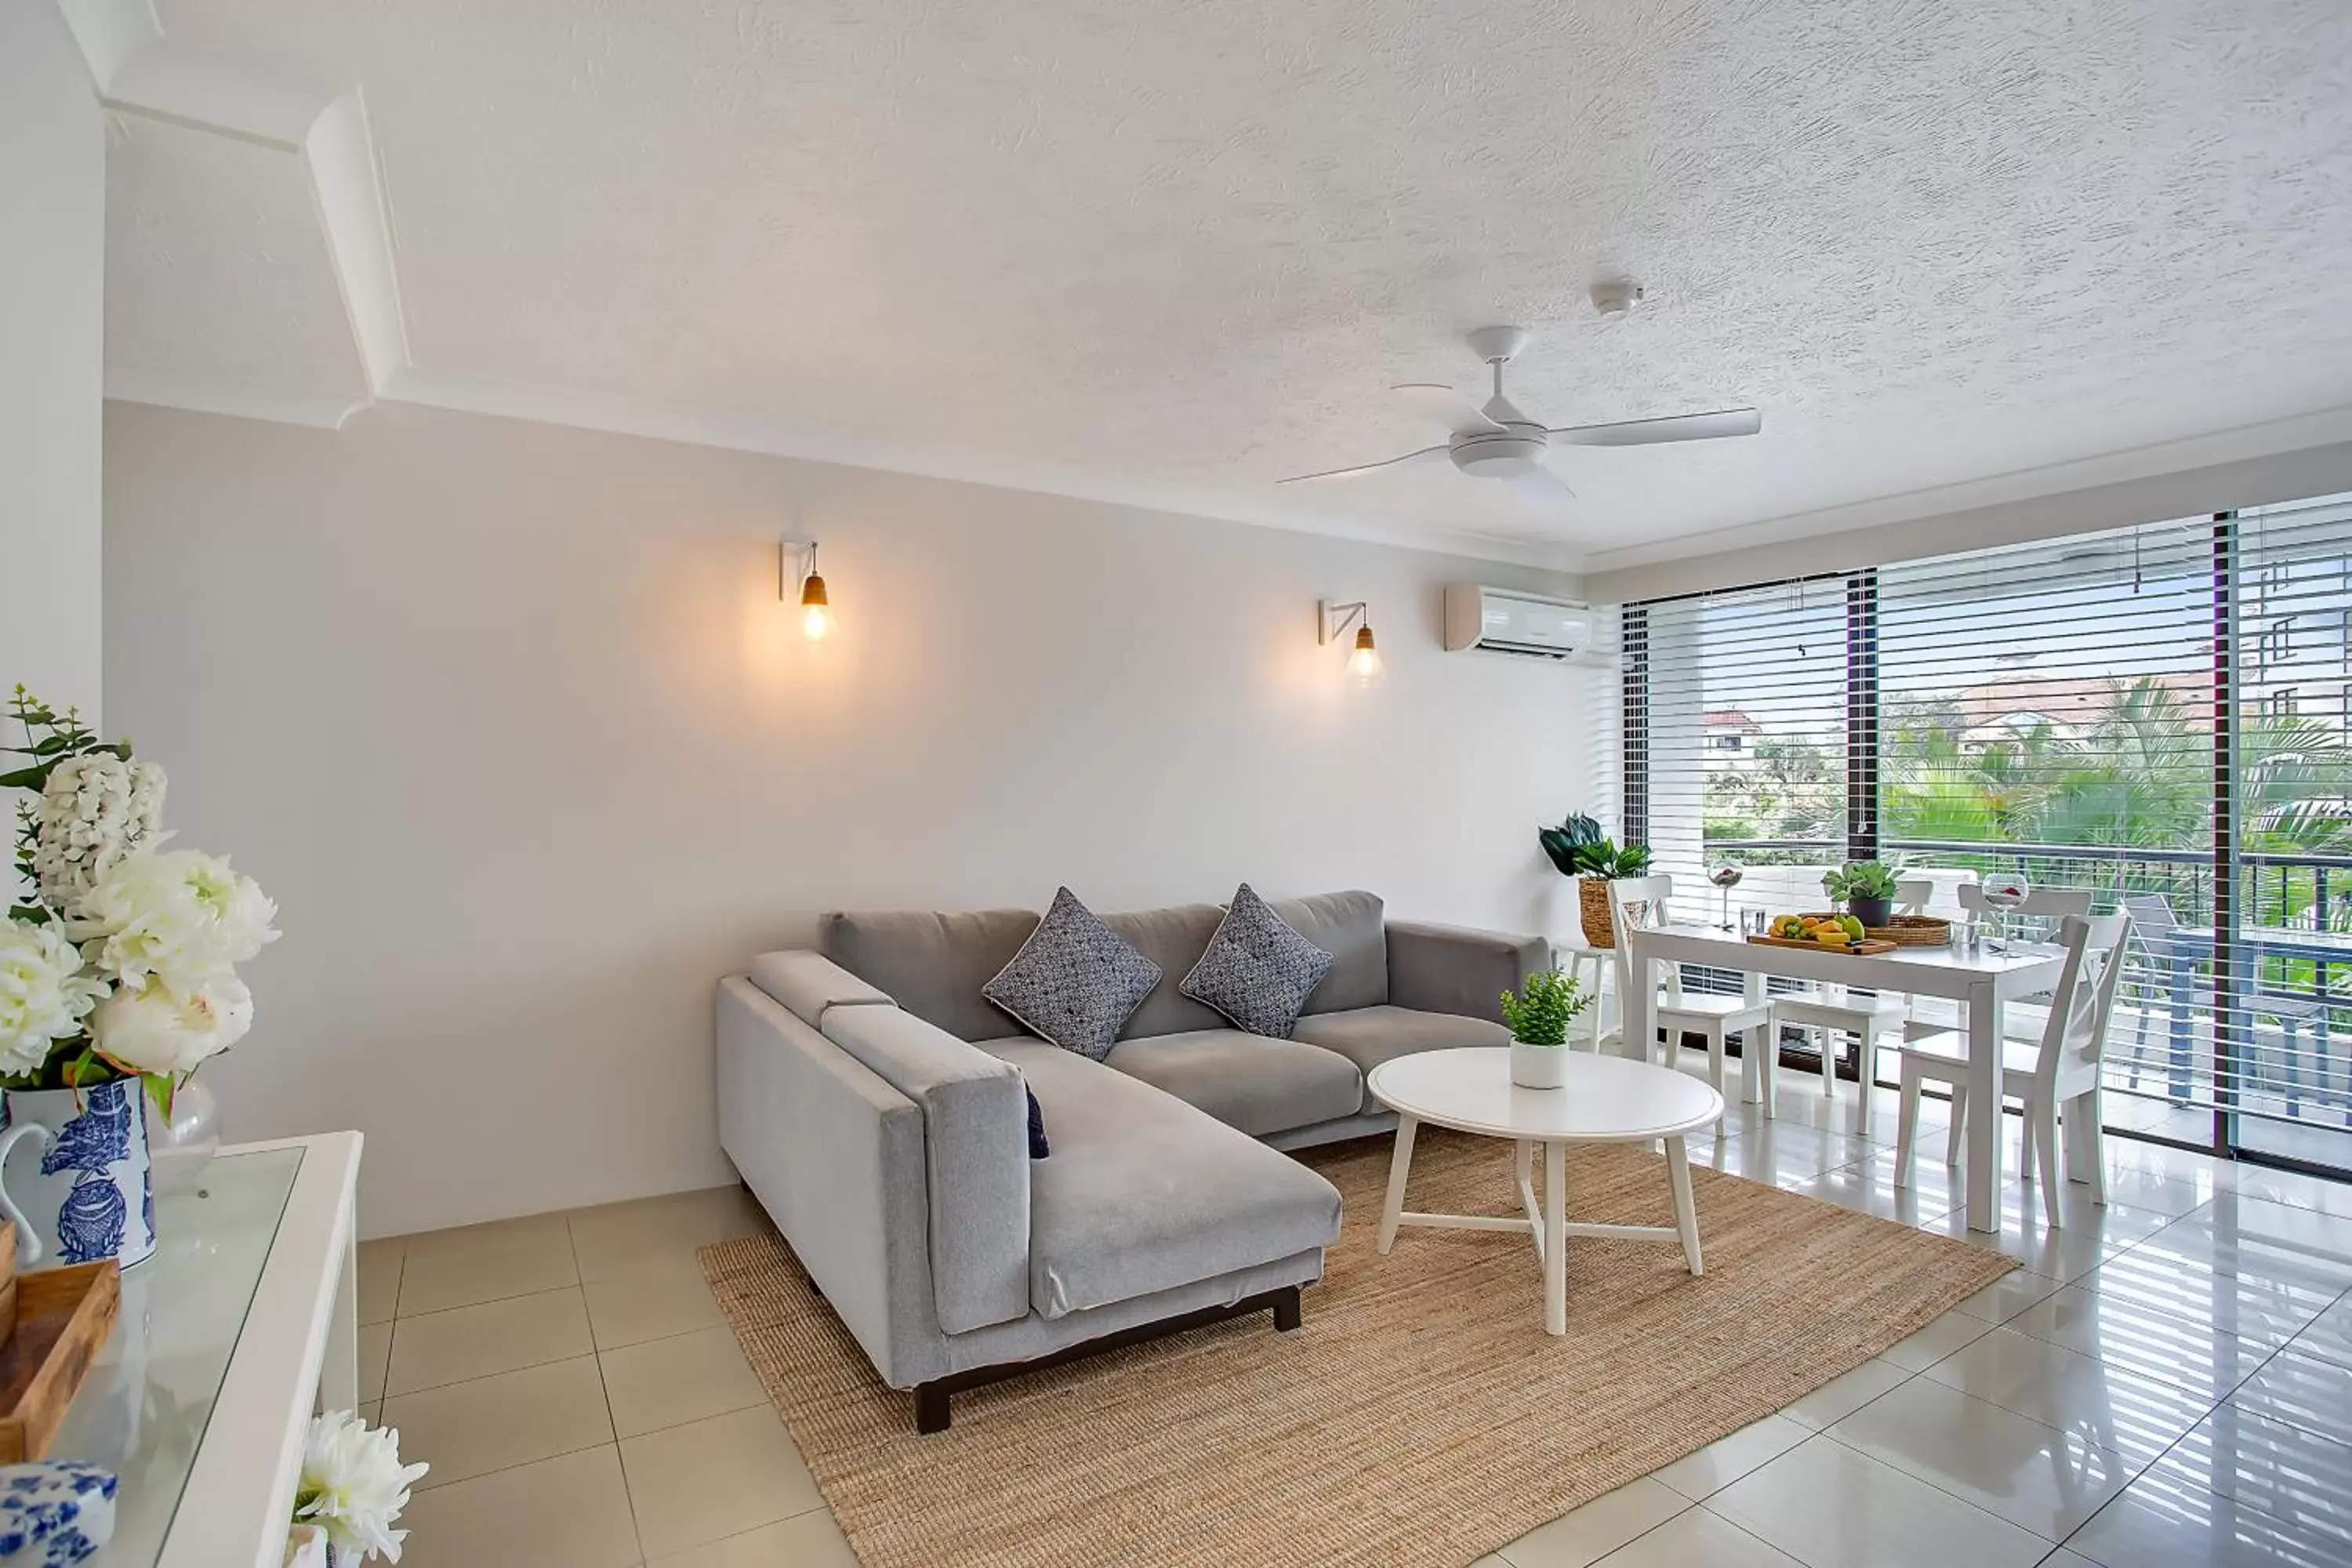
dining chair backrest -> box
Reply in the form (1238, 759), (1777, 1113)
(1957, 884), (2096, 921)
(2034, 910), (2133, 1103)
(1606, 874), (1675, 1004)
(1896, 877), (1934, 915)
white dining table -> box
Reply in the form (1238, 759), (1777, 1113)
(1620, 923), (2076, 1232)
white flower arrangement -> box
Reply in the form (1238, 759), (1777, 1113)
(292, 1410), (428, 1563)
(2, 687), (279, 1106)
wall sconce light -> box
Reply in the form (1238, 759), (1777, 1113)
(1319, 599), (1385, 688)
(782, 537), (833, 641)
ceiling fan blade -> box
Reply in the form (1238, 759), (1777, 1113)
(1504, 463), (1577, 508)
(1547, 407), (1762, 446)
(1394, 383), (1505, 437)
(1277, 444), (1449, 485)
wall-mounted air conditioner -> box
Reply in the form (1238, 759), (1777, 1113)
(1443, 584), (1607, 663)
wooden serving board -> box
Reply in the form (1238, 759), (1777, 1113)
(0, 1259), (121, 1463)
(1745, 934), (1899, 956)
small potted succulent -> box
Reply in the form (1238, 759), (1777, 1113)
(1822, 860), (1902, 929)
(1499, 969), (1591, 1089)
(1537, 812), (1653, 949)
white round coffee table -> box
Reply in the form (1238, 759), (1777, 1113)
(1365, 1047), (1725, 1335)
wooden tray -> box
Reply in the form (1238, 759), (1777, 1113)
(0, 1258), (121, 1463)
(1746, 934), (1899, 956)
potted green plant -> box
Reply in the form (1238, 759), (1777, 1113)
(1821, 860), (1902, 929)
(1537, 812), (1653, 949)
(1499, 969), (1592, 1088)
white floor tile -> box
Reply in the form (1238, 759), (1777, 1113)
(394, 1444), (640, 1568)
(1650, 1414), (1810, 1501)
(1592, 1506), (1804, 1566)
(619, 1404), (822, 1559)
(1947, 1266), (2066, 1323)
(2285, 1298), (2352, 1374)
(387, 1287), (594, 1395)
(2147, 1403), (2352, 1534)
(2000, 1285), (2276, 1401)
(599, 1325), (769, 1438)
(2227, 1354), (2352, 1450)
(2082, 1244), (2332, 1348)
(1823, 1375), (2136, 1540)
(584, 1255), (729, 1349)
(1880, 1310), (1997, 1373)
(1708, 1435), (2050, 1568)
(1497, 1478), (1687, 1568)
(1918, 1328), (2219, 1465)
(2068, 1475), (2352, 1568)
(1781, 1358), (1913, 1432)
(645, 1511), (861, 1568)
(381, 1355), (615, 1490)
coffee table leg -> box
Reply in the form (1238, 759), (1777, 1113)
(1667, 1135), (1703, 1276)
(1544, 1138), (1568, 1335)
(1377, 1115), (1419, 1255)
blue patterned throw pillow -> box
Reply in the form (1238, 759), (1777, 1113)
(1181, 883), (1335, 1038)
(982, 887), (1161, 1060)
(1025, 1086), (1050, 1159)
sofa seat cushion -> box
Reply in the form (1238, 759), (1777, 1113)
(981, 1040), (1344, 1320)
(1292, 1004), (1510, 1102)
(1102, 1029), (1362, 1138)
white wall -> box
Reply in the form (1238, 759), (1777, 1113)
(2, 2), (104, 725)
(103, 401), (1611, 1237)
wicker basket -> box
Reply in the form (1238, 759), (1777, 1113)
(1577, 877), (1617, 949)
(1806, 912), (1951, 947)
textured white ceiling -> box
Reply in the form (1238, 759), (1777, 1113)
(105, 113), (370, 418)
(105, 0), (2352, 561)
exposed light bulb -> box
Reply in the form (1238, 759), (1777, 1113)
(1349, 624), (1385, 688)
(799, 571), (831, 641)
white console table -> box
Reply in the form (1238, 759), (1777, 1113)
(53, 1131), (362, 1568)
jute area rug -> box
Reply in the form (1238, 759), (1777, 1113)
(699, 1127), (2013, 1567)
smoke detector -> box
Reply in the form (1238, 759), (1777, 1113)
(1590, 281), (1645, 318)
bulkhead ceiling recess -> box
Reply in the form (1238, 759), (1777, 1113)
(85, 0), (2352, 568)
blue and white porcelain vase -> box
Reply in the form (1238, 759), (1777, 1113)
(0, 1083), (157, 1270)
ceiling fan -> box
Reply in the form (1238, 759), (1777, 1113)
(1279, 317), (1761, 506)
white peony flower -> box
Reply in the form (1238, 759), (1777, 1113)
(74, 848), (278, 996)
(0, 920), (107, 1076)
(88, 975), (252, 1076)
(294, 1410), (428, 1563)
(33, 755), (166, 914)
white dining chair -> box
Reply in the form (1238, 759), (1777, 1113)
(1893, 910), (2132, 1225)
(1906, 883), (2097, 1044)
(1771, 876), (1936, 1097)
(1608, 875), (1778, 1107)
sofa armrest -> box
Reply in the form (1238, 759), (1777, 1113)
(714, 977), (944, 1387)
(1385, 920), (1549, 1022)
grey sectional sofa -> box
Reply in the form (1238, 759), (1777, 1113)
(715, 890), (1545, 1431)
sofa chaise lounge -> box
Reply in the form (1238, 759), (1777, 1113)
(715, 890), (1547, 1430)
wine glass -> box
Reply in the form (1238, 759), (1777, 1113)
(1708, 862), (1745, 931)
(1980, 873), (2031, 953)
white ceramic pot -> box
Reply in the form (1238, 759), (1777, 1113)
(0, 1080), (158, 1269)
(1509, 1040), (1567, 1089)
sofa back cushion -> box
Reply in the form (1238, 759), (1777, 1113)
(819, 908), (1040, 1042)
(820, 1004), (1033, 1335)
(1268, 890), (1388, 1014)
(1102, 902), (1229, 1039)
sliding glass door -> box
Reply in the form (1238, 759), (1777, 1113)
(1626, 495), (2352, 1176)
